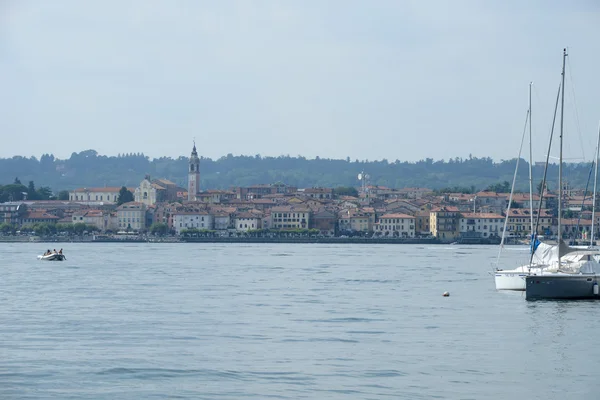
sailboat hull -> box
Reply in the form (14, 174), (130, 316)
(525, 275), (600, 300)
(494, 272), (527, 291)
(495, 266), (544, 291)
(37, 254), (65, 261)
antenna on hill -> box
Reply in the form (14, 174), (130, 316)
(358, 171), (370, 195)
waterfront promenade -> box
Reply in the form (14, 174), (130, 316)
(0, 234), (509, 245)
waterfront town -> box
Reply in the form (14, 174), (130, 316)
(0, 145), (597, 243)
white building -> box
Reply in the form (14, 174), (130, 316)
(375, 213), (416, 237)
(116, 202), (147, 232)
(213, 212), (232, 231)
(459, 212), (504, 238)
(134, 177), (159, 206)
(70, 187), (133, 204)
(234, 212), (261, 232)
(173, 211), (213, 234)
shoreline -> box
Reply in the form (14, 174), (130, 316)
(0, 236), (508, 245)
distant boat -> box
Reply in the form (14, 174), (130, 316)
(37, 253), (66, 261)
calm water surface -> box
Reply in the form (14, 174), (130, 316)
(1, 243), (599, 399)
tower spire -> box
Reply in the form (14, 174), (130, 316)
(188, 140), (200, 201)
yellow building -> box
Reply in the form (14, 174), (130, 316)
(430, 206), (460, 242)
(270, 205), (311, 230)
(506, 209), (553, 237)
(415, 211), (430, 236)
(116, 202), (147, 232)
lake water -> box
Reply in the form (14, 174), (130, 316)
(1, 243), (599, 399)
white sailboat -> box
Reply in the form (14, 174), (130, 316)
(525, 49), (600, 300)
(495, 50), (600, 290)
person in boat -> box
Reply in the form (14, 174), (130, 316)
(53, 249), (57, 254)
(59, 249), (63, 255)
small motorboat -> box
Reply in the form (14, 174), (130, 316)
(37, 253), (66, 261)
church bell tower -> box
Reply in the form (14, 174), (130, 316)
(188, 142), (200, 201)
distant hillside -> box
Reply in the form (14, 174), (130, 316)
(0, 150), (594, 193)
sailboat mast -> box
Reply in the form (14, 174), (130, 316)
(529, 82), (562, 267)
(528, 82), (534, 236)
(558, 48), (567, 257)
(592, 121), (600, 246)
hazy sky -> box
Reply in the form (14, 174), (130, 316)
(1, 1), (599, 162)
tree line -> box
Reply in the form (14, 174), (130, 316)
(0, 222), (99, 235)
(0, 150), (595, 194)
(0, 178), (69, 202)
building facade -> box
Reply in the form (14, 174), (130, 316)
(415, 210), (431, 236)
(458, 212), (504, 239)
(234, 212), (261, 232)
(506, 209), (553, 237)
(172, 211), (213, 234)
(0, 202), (27, 225)
(374, 213), (416, 237)
(134, 177), (159, 206)
(430, 206), (460, 242)
(72, 210), (116, 232)
(270, 206), (310, 230)
(116, 202), (146, 232)
(70, 187), (132, 204)
(311, 208), (336, 236)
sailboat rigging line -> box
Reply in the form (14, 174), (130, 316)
(529, 81), (562, 267)
(566, 55), (586, 161)
(495, 108), (530, 268)
(574, 160), (595, 243)
(591, 121), (600, 246)
(528, 82), (534, 237)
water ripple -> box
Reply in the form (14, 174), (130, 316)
(1, 242), (597, 400)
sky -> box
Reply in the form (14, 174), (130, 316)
(1, 1), (600, 163)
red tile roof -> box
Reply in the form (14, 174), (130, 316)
(379, 213), (415, 219)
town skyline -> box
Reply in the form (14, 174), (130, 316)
(0, 141), (595, 244)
